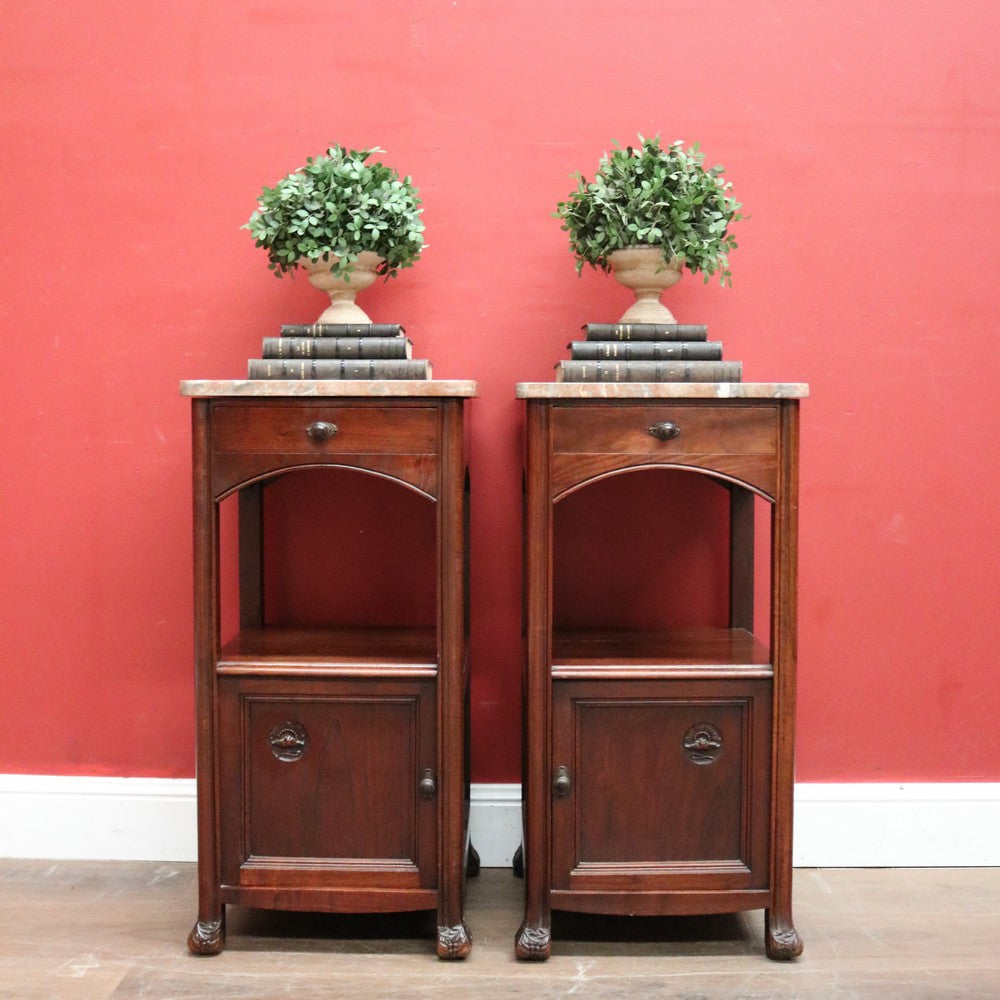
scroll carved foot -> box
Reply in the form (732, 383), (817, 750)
(515, 921), (551, 961)
(765, 913), (803, 960)
(187, 918), (224, 955)
(437, 923), (472, 960)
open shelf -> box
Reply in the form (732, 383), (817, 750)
(218, 625), (438, 675)
(551, 626), (772, 679)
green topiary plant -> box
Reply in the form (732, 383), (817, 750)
(244, 144), (425, 280)
(555, 135), (742, 285)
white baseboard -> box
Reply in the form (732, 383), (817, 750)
(792, 782), (1000, 867)
(0, 775), (198, 862)
(467, 782), (522, 868)
(1, 776), (998, 867)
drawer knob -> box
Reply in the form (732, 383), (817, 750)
(419, 768), (437, 800)
(553, 764), (572, 798)
(306, 420), (339, 442)
(648, 421), (681, 442)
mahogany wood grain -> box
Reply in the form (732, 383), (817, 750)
(211, 402), (439, 456)
(550, 403), (778, 456)
(548, 400), (780, 501)
(238, 485), (265, 629)
(728, 485), (755, 631)
(217, 676), (436, 888)
(516, 391), (803, 961)
(186, 388), (474, 958)
(551, 627), (771, 668)
(551, 678), (772, 897)
(765, 399), (804, 959)
(219, 625), (438, 666)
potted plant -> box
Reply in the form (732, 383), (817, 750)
(555, 135), (742, 323)
(244, 144), (425, 323)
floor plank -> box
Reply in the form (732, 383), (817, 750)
(1, 861), (998, 998)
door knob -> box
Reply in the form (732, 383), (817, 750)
(420, 768), (437, 800)
(553, 764), (572, 798)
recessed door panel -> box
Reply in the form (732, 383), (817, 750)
(219, 676), (436, 889)
(552, 678), (771, 893)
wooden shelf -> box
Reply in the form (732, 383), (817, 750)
(552, 627), (771, 679)
(218, 626), (438, 676)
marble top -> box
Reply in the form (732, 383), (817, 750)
(515, 382), (808, 400)
(180, 379), (478, 398)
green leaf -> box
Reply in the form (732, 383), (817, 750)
(553, 133), (741, 284)
(244, 142), (424, 278)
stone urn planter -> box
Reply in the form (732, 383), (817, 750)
(301, 251), (384, 324)
(609, 246), (683, 324)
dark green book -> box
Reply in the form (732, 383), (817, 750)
(263, 337), (412, 360)
(583, 323), (708, 342)
(556, 360), (741, 383)
(248, 358), (431, 380)
(569, 340), (723, 361)
(278, 323), (404, 337)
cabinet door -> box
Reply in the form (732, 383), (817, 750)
(551, 678), (771, 896)
(218, 676), (437, 895)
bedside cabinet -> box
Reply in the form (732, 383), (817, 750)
(180, 380), (476, 959)
(514, 382), (807, 961)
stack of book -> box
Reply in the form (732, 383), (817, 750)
(247, 323), (432, 380)
(555, 323), (742, 383)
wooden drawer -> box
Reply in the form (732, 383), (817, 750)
(551, 403), (777, 458)
(211, 402), (439, 457)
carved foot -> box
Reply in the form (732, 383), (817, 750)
(515, 921), (551, 961)
(466, 842), (481, 878)
(512, 843), (524, 879)
(187, 918), (224, 955)
(765, 912), (803, 960)
(437, 923), (472, 960)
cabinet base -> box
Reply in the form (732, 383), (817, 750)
(187, 918), (224, 956)
(436, 923), (472, 959)
(765, 911), (804, 960)
(515, 921), (552, 961)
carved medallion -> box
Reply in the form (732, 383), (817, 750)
(268, 721), (307, 762)
(683, 723), (723, 764)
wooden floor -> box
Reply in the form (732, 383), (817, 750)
(2, 861), (999, 998)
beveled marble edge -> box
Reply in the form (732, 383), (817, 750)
(515, 382), (809, 399)
(180, 379), (478, 398)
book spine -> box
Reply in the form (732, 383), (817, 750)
(262, 337), (412, 360)
(583, 323), (709, 342)
(278, 323), (404, 337)
(556, 360), (742, 383)
(569, 340), (723, 361)
(248, 359), (431, 380)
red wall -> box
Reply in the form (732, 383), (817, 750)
(3, 1), (999, 783)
